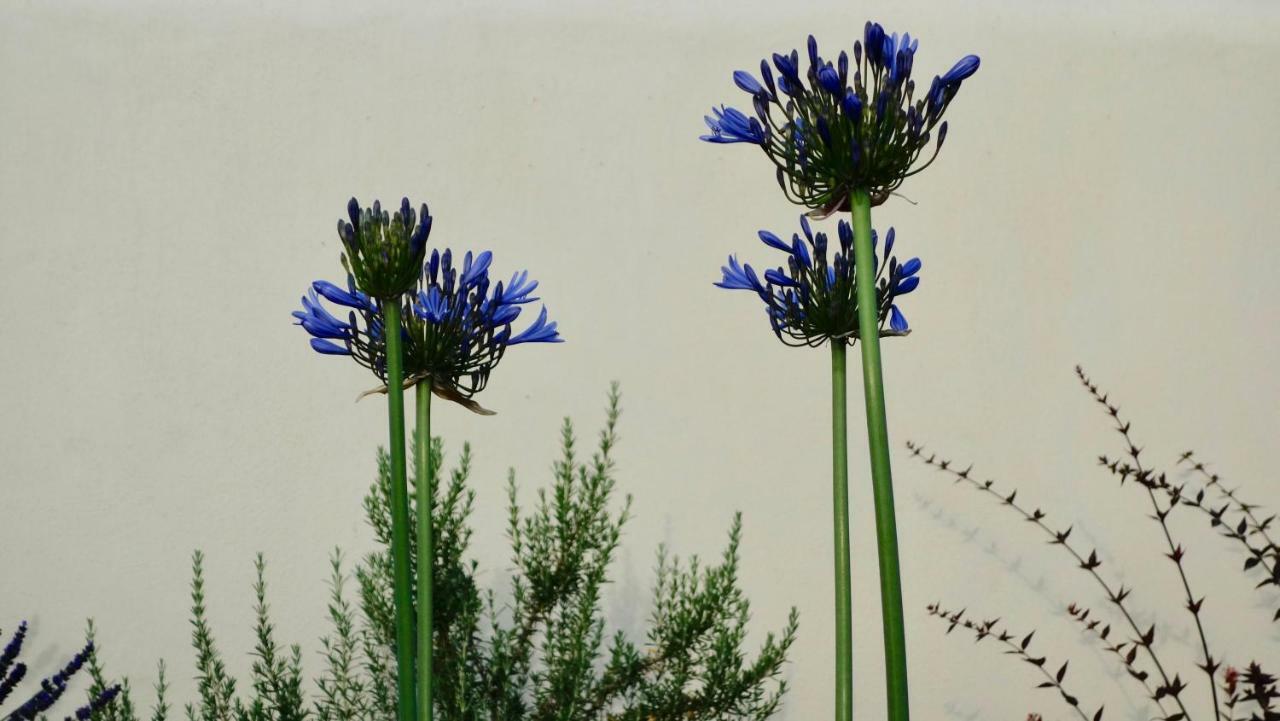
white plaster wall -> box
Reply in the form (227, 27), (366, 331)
(2, 1), (1278, 718)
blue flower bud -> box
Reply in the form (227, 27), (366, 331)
(759, 59), (777, 97)
(791, 234), (812, 268)
(765, 268), (799, 287)
(313, 279), (368, 309)
(900, 257), (921, 277)
(884, 227), (895, 255)
(817, 64), (843, 95)
(399, 197), (413, 229)
(816, 116), (832, 147)
(865, 22), (885, 66)
(310, 338), (350, 355)
(895, 276), (920, 294)
(841, 89), (863, 119)
(337, 220), (355, 245)
(889, 305), (909, 332)
(807, 35), (820, 69)
(734, 70), (764, 95)
(773, 52), (800, 80)
(942, 55), (981, 85)
(758, 230), (791, 252)
(347, 197), (361, 228)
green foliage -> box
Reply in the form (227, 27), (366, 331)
(356, 384), (798, 721)
(90, 386), (796, 721)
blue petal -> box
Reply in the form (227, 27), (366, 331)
(313, 280), (369, 309)
(791, 235), (812, 268)
(900, 257), (922, 277)
(758, 230), (791, 252)
(503, 270), (540, 303)
(461, 250), (494, 288)
(509, 306), (562, 344)
(310, 338), (350, 356)
(716, 255), (761, 292)
(889, 305), (909, 332)
(733, 70), (764, 95)
(895, 276), (920, 294)
(817, 65), (843, 94)
(942, 55), (981, 85)
(841, 89), (863, 119)
(772, 52), (799, 80)
(764, 269), (799, 288)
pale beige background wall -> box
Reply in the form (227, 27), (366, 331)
(3, 0), (1279, 718)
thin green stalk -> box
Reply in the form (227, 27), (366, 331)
(382, 300), (417, 721)
(415, 380), (435, 721)
(831, 342), (853, 721)
(850, 188), (910, 721)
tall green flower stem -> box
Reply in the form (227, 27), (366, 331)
(382, 300), (418, 721)
(830, 342), (853, 721)
(850, 188), (910, 720)
(415, 380), (435, 721)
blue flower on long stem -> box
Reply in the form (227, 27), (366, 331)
(293, 252), (560, 403)
(716, 215), (921, 346)
(701, 24), (980, 212)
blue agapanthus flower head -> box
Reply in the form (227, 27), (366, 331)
(716, 215), (921, 346)
(338, 196), (432, 299)
(294, 251), (560, 403)
(404, 248), (561, 400)
(701, 24), (980, 212)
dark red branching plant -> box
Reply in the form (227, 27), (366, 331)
(911, 367), (1278, 721)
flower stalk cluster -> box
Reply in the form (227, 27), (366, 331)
(294, 196), (560, 721)
(704, 22), (979, 721)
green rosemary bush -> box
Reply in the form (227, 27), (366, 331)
(93, 385), (796, 721)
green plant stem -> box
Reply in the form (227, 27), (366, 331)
(850, 188), (910, 721)
(415, 380), (435, 721)
(830, 342), (853, 721)
(382, 300), (417, 721)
